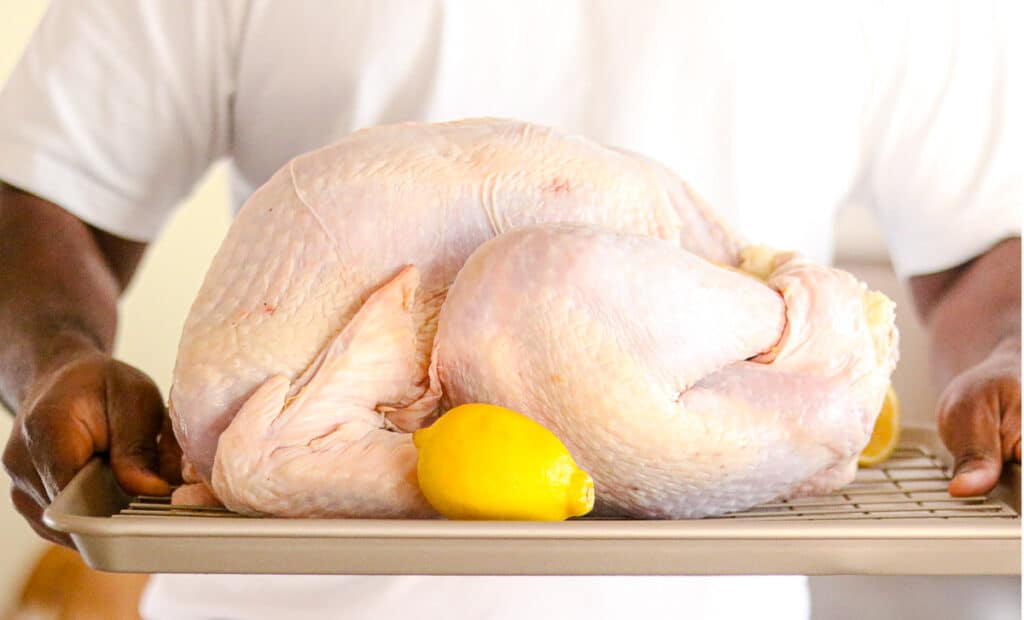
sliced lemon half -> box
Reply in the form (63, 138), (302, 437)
(859, 386), (901, 467)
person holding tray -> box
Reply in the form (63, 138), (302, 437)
(0, 2), (1020, 619)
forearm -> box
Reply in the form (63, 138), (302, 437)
(911, 238), (1021, 387)
(0, 184), (132, 412)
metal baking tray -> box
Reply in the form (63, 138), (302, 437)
(44, 427), (1020, 576)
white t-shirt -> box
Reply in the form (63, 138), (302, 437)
(0, 2), (1019, 619)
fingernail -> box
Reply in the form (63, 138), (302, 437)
(954, 462), (976, 477)
(954, 467), (982, 482)
(954, 462), (988, 481)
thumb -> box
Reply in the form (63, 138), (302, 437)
(949, 455), (1001, 497)
(939, 396), (1002, 497)
(106, 362), (171, 496)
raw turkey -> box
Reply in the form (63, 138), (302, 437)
(167, 118), (898, 518)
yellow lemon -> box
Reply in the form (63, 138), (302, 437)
(412, 403), (595, 520)
(858, 386), (901, 467)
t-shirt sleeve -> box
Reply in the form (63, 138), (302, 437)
(0, 0), (237, 241)
(860, 0), (1022, 279)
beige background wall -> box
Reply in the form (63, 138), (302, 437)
(0, 3), (1016, 619)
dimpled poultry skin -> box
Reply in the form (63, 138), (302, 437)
(167, 118), (898, 518)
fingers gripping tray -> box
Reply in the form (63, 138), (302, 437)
(45, 428), (1020, 576)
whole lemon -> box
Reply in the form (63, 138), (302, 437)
(413, 403), (595, 520)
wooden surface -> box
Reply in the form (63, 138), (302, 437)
(3, 546), (147, 620)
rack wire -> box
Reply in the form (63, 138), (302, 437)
(115, 445), (1018, 523)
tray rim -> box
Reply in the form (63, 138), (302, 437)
(45, 427), (1021, 541)
(41, 426), (1022, 576)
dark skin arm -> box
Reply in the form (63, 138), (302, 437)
(909, 237), (1022, 497)
(0, 183), (179, 546)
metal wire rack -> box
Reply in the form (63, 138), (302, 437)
(115, 445), (1018, 523)
(711, 446), (1018, 522)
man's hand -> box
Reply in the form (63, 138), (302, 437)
(937, 337), (1021, 497)
(1, 184), (178, 547)
(3, 348), (180, 547)
(910, 237), (1021, 498)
